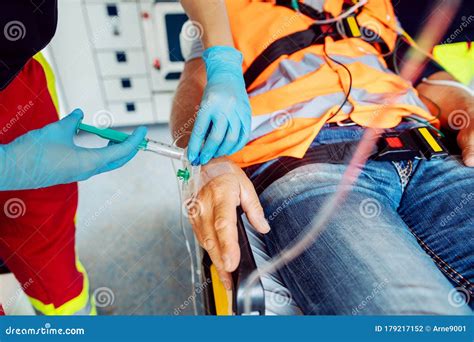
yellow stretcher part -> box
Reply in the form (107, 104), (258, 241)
(433, 42), (474, 85)
(210, 264), (231, 315)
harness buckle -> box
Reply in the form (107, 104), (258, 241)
(373, 127), (449, 161)
(336, 118), (358, 127)
(336, 14), (362, 38)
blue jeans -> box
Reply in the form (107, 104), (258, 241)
(254, 124), (474, 315)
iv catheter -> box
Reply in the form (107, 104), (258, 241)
(77, 122), (192, 182)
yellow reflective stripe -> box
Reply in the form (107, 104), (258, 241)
(418, 127), (442, 152)
(210, 265), (230, 316)
(28, 259), (95, 315)
(347, 16), (361, 37)
(89, 296), (98, 316)
(32, 52), (60, 114)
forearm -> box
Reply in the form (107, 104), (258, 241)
(180, 0), (233, 48)
(170, 59), (207, 148)
(416, 71), (474, 129)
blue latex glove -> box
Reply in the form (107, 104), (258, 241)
(187, 46), (251, 165)
(0, 109), (147, 190)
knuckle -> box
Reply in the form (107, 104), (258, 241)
(203, 237), (217, 252)
(207, 178), (225, 192)
(227, 134), (239, 145)
(249, 200), (265, 217)
(219, 240), (235, 254)
(207, 137), (222, 146)
(214, 217), (229, 233)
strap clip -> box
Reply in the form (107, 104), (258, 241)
(373, 127), (449, 161)
(337, 14), (362, 38)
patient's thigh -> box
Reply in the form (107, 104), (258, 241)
(260, 162), (471, 315)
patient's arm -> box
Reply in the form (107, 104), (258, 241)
(171, 60), (270, 289)
(417, 71), (474, 166)
(180, 0), (233, 48)
(170, 58), (205, 147)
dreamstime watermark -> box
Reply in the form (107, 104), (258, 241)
(261, 12), (303, 50)
(174, 279), (211, 315)
(3, 198), (26, 219)
(440, 192), (473, 227)
(173, 99), (213, 140)
(0, 101), (35, 136)
(4, 323), (84, 336)
(267, 191), (299, 222)
(89, 16), (119, 46)
(2, 278), (34, 311)
(182, 197), (203, 219)
(3, 20), (26, 41)
(359, 198), (381, 219)
(447, 109), (471, 131)
(447, 287), (471, 308)
(93, 287), (115, 308)
(352, 278), (389, 315)
(268, 287), (293, 308)
(93, 110), (114, 129)
(173, 116), (195, 141)
(361, 21), (382, 42)
(270, 110), (294, 130)
(442, 15), (474, 44)
(79, 190), (122, 230)
(181, 20), (204, 42)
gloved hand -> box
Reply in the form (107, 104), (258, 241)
(187, 46), (251, 165)
(0, 109), (147, 190)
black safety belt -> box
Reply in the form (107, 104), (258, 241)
(246, 127), (450, 196)
(243, 24), (333, 89)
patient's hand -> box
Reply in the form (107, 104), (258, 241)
(187, 157), (270, 289)
(417, 72), (474, 167)
(456, 105), (474, 167)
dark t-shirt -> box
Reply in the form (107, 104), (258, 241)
(0, 0), (57, 90)
(394, 0), (473, 44)
(391, 0), (473, 82)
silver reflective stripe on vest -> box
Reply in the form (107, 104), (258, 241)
(250, 54), (325, 96)
(304, 0), (325, 11)
(250, 53), (390, 96)
(250, 88), (429, 141)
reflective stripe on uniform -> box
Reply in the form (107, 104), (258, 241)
(249, 50), (391, 96)
(32, 53), (60, 114)
(29, 260), (97, 316)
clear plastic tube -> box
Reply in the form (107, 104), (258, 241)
(145, 139), (185, 160)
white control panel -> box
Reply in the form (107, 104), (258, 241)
(48, 0), (186, 127)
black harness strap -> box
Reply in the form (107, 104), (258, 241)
(245, 140), (363, 196)
(243, 1), (389, 89)
(243, 24), (332, 89)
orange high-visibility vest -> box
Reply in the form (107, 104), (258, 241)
(226, 0), (438, 167)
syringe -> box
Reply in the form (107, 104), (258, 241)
(77, 122), (185, 161)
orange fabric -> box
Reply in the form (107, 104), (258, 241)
(232, 117), (327, 166)
(324, 0), (344, 17)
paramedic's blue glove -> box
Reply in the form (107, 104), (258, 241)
(187, 46), (251, 165)
(0, 109), (147, 190)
